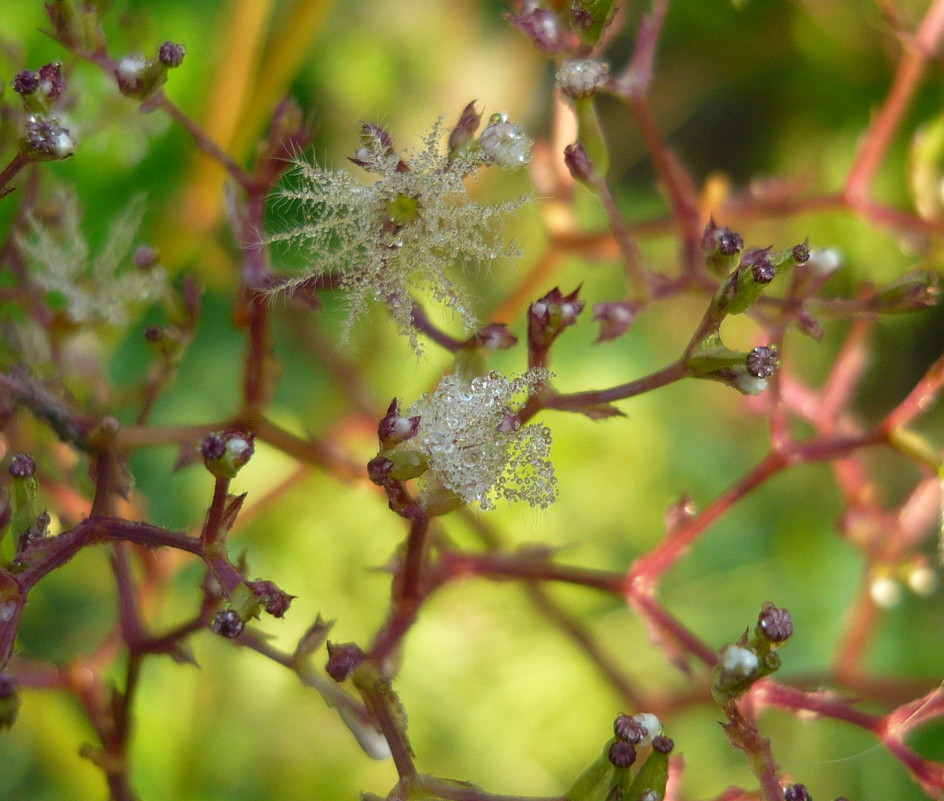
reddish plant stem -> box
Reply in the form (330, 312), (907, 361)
(845, 0), (944, 202)
(0, 152), (32, 199)
(721, 701), (782, 801)
(539, 359), (688, 416)
(155, 96), (254, 191)
(591, 175), (650, 301)
(629, 451), (788, 586)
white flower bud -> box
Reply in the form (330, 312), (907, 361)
(557, 59), (609, 99)
(479, 115), (532, 169)
(719, 644), (759, 678)
(632, 713), (662, 746)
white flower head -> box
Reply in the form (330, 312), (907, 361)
(268, 118), (530, 353)
(408, 369), (556, 510)
(15, 186), (167, 327)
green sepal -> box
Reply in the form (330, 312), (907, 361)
(686, 335), (745, 375)
(573, 0), (618, 45)
(574, 98), (609, 178)
(566, 738), (625, 801)
(229, 581), (264, 622)
(715, 265), (767, 316)
(621, 746), (669, 801)
(385, 449), (430, 481)
(9, 472), (38, 546)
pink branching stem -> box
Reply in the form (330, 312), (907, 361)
(845, 0), (944, 203)
(882, 350), (944, 431)
(629, 451), (788, 586)
(0, 152), (32, 199)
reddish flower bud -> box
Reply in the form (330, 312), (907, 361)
(326, 641), (366, 682)
(608, 739), (637, 768)
(158, 41), (186, 68)
(9, 454), (36, 479)
(563, 142), (595, 183)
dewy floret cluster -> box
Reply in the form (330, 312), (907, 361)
(269, 111), (533, 351)
(408, 369), (556, 510)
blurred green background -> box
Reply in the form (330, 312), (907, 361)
(2, 1), (944, 799)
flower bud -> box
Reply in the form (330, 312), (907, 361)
(607, 739), (637, 768)
(756, 602), (793, 643)
(21, 116), (75, 160)
(593, 301), (639, 343)
(116, 43), (182, 100)
(564, 142), (596, 184)
(869, 574), (903, 609)
(479, 114), (532, 169)
(448, 101), (481, 157)
(507, 3), (579, 54)
(472, 323), (517, 350)
(746, 345), (779, 379)
(12, 71), (40, 96)
(631, 713), (662, 746)
(702, 219), (744, 276)
(326, 641), (366, 682)
(350, 123), (401, 172)
(246, 580), (295, 618)
(9, 454), (36, 479)
(377, 399), (420, 448)
(557, 59), (609, 100)
(614, 713), (648, 743)
(367, 455), (395, 485)
(528, 286), (584, 352)
(783, 784), (812, 801)
(651, 735), (674, 754)
(158, 41), (186, 68)
(200, 431), (255, 479)
(211, 609), (244, 639)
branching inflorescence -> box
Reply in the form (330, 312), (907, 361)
(0, 2), (942, 801)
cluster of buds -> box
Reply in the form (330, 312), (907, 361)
(444, 102), (533, 169)
(11, 62), (75, 161)
(508, 0), (617, 53)
(210, 580), (294, 640)
(712, 602), (793, 703)
(115, 41), (186, 100)
(566, 712), (673, 801)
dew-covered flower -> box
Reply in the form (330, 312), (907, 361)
(15, 186), (167, 327)
(407, 369), (555, 510)
(268, 116), (532, 352)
